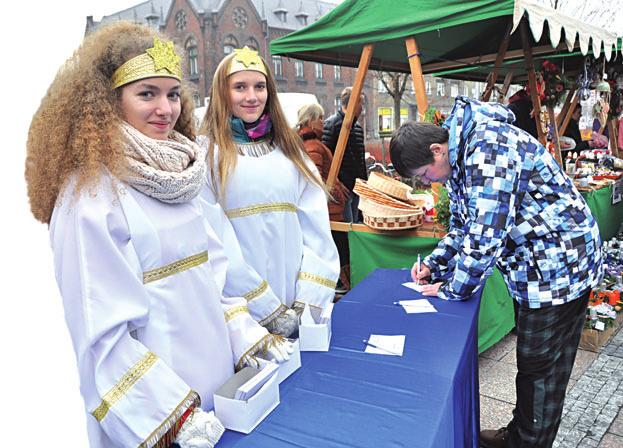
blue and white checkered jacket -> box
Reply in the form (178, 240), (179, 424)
(427, 97), (603, 308)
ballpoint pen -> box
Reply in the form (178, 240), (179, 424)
(416, 253), (421, 286)
(363, 339), (401, 355)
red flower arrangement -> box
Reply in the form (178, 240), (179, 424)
(540, 60), (571, 107)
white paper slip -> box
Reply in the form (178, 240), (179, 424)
(394, 299), (437, 314)
(364, 334), (405, 356)
(401, 281), (425, 293)
(234, 362), (279, 401)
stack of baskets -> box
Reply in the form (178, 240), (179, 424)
(354, 172), (424, 230)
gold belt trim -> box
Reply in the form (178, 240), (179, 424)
(225, 305), (249, 322)
(92, 352), (158, 422)
(298, 271), (337, 289)
(225, 202), (297, 219)
(244, 280), (268, 302)
(143, 251), (208, 284)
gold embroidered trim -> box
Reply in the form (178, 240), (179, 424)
(243, 280), (269, 302)
(259, 303), (289, 326)
(297, 271), (337, 289)
(225, 306), (249, 322)
(92, 352), (158, 422)
(225, 202), (297, 219)
(235, 333), (284, 371)
(143, 251), (208, 284)
(140, 390), (201, 448)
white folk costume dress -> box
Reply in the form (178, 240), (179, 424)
(199, 134), (340, 326)
(50, 126), (272, 448)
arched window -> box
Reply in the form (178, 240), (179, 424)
(185, 37), (199, 77)
(224, 35), (239, 55)
(245, 38), (259, 52)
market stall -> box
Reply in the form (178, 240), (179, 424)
(270, 0), (620, 351)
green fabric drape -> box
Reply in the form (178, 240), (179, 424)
(348, 231), (515, 353)
(581, 185), (623, 241)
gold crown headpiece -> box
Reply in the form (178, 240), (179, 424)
(227, 47), (267, 76)
(111, 36), (183, 89)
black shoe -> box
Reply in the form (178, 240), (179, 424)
(335, 280), (348, 295)
(480, 427), (509, 448)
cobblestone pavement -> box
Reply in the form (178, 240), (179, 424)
(554, 327), (623, 447)
(479, 325), (623, 448)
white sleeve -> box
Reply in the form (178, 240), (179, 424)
(50, 180), (197, 448)
(294, 165), (340, 311)
(199, 185), (287, 326)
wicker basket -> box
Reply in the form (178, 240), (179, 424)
(353, 179), (420, 210)
(358, 197), (421, 217)
(367, 172), (412, 201)
(363, 212), (424, 230)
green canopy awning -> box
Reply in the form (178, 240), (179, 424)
(269, 0), (619, 74)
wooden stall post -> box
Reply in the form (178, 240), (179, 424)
(499, 71), (514, 101)
(547, 105), (563, 165)
(326, 44), (374, 191)
(559, 95), (579, 137)
(608, 118), (619, 157)
(482, 22), (512, 102)
(556, 86), (577, 128)
(405, 37), (428, 120)
(520, 20), (546, 145)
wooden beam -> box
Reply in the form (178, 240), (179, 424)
(520, 19), (546, 145)
(405, 37), (429, 120)
(608, 118), (619, 157)
(482, 21), (512, 102)
(559, 95), (579, 137)
(330, 221), (446, 238)
(547, 105), (563, 166)
(556, 86), (576, 128)
(500, 71), (514, 100)
(326, 44), (374, 191)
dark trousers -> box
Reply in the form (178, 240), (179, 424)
(508, 291), (589, 447)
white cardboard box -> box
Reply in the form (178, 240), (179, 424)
(298, 303), (333, 351)
(275, 338), (301, 383)
(213, 365), (280, 433)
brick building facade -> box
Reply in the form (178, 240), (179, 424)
(86, 0), (375, 135)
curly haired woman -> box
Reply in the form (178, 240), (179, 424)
(26, 22), (290, 448)
(198, 48), (339, 336)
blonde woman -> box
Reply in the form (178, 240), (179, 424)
(199, 47), (339, 335)
(26, 23), (289, 448)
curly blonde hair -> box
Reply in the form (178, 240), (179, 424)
(295, 103), (324, 131)
(25, 21), (196, 224)
(200, 52), (325, 199)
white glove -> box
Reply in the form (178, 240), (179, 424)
(266, 338), (294, 363)
(175, 409), (225, 448)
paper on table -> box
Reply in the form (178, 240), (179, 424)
(402, 281), (425, 293)
(396, 299), (437, 314)
(364, 334), (405, 356)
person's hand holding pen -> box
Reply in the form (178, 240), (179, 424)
(410, 255), (431, 284)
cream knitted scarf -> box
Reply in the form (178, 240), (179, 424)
(121, 123), (206, 203)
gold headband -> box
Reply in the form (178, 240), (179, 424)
(111, 36), (183, 89)
(227, 47), (267, 76)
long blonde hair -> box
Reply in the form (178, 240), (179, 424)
(200, 52), (325, 198)
(25, 21), (196, 224)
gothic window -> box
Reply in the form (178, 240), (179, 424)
(175, 10), (187, 31)
(232, 7), (248, 28)
(188, 46), (198, 76)
(224, 35), (239, 55)
(245, 38), (259, 52)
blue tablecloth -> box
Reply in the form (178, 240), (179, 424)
(219, 268), (481, 447)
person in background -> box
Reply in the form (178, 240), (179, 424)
(563, 105), (590, 156)
(25, 23), (290, 448)
(199, 47), (339, 335)
(322, 87), (367, 223)
(390, 97), (603, 448)
(507, 88), (539, 139)
(296, 103), (350, 293)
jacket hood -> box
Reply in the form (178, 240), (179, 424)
(443, 96), (516, 167)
